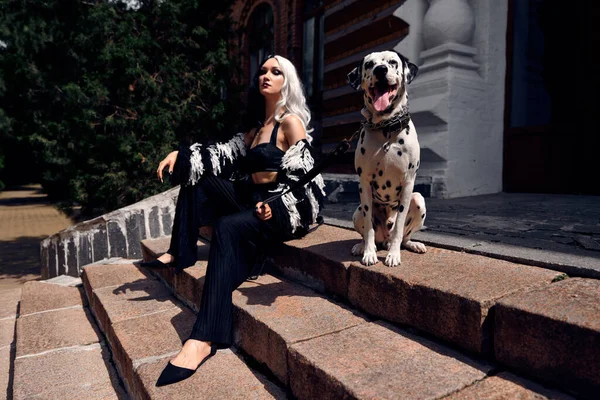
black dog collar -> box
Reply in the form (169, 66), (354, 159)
(363, 106), (411, 136)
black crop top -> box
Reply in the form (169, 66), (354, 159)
(243, 121), (285, 173)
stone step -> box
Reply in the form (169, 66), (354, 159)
(0, 287), (22, 398)
(12, 280), (126, 399)
(495, 278), (600, 399)
(81, 260), (286, 400)
(140, 239), (576, 400)
(267, 224), (568, 355)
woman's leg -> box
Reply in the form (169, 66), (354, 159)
(166, 175), (248, 271)
(169, 209), (277, 369)
(190, 209), (272, 346)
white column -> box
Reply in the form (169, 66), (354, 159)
(395, 0), (507, 198)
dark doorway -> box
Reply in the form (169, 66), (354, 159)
(504, 0), (599, 194)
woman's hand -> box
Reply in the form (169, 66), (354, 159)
(255, 202), (272, 220)
(157, 151), (178, 183)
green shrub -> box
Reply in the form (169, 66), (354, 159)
(0, 0), (241, 215)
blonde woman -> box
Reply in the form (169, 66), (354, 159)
(143, 55), (326, 386)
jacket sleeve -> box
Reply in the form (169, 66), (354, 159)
(277, 139), (327, 234)
(171, 132), (247, 186)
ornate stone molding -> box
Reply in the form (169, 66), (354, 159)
(423, 0), (475, 49)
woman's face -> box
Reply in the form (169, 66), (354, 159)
(258, 58), (284, 98)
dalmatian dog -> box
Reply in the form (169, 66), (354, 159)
(347, 50), (427, 267)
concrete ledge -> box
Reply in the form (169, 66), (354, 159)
(494, 278), (600, 399)
(41, 186), (179, 279)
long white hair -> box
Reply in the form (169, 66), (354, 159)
(272, 55), (314, 143)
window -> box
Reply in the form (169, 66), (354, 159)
(248, 3), (275, 81)
(302, 0), (325, 102)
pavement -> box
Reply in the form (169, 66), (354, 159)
(0, 184), (73, 400)
(0, 184), (74, 289)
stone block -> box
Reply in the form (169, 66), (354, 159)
(347, 245), (560, 354)
(173, 264), (206, 311)
(92, 224), (109, 262)
(161, 207), (173, 236)
(79, 232), (93, 268)
(67, 236), (78, 277)
(110, 306), (196, 396)
(149, 206), (161, 238)
(0, 347), (12, 400)
(91, 279), (178, 338)
(13, 343), (125, 400)
(233, 274), (366, 384)
(288, 321), (492, 400)
(47, 240), (57, 278)
(136, 351), (286, 400)
(270, 225), (361, 298)
(16, 307), (100, 357)
(495, 278), (600, 399)
(0, 287), (21, 320)
(444, 372), (575, 399)
(20, 281), (85, 316)
(108, 220), (127, 258)
(140, 236), (171, 261)
(0, 318), (15, 348)
(40, 241), (50, 279)
(57, 240), (68, 277)
(83, 263), (150, 292)
(126, 212), (146, 259)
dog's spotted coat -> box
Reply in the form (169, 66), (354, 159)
(347, 51), (427, 267)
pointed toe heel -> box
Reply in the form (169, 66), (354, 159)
(155, 345), (217, 387)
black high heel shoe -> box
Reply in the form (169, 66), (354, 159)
(155, 344), (217, 387)
(139, 259), (173, 269)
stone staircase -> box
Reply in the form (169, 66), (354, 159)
(13, 224), (599, 399)
(11, 278), (126, 399)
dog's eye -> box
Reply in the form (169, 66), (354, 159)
(364, 61), (374, 70)
(389, 60), (398, 68)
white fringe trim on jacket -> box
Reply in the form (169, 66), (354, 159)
(188, 143), (205, 186)
(207, 133), (246, 176)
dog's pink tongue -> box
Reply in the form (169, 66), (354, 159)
(373, 88), (390, 112)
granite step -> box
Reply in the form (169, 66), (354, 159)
(12, 279), (127, 400)
(140, 238), (577, 400)
(81, 259), (286, 400)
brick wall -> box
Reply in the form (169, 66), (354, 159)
(230, 0), (303, 88)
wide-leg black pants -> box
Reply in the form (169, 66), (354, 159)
(167, 174), (294, 348)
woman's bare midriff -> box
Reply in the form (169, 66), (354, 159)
(251, 171), (278, 184)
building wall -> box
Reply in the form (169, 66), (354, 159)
(230, 0), (509, 199)
(231, 0), (303, 87)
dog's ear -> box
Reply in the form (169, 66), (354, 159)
(347, 58), (364, 91)
(394, 51), (419, 84)
(404, 60), (419, 84)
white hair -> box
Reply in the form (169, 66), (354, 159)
(272, 55), (314, 143)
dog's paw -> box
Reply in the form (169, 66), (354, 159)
(384, 250), (402, 267)
(362, 249), (378, 266)
(351, 242), (364, 256)
(403, 240), (427, 254)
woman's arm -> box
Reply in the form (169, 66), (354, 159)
(169, 132), (248, 186)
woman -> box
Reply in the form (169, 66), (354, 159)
(143, 55), (326, 387)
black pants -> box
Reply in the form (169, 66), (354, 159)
(167, 174), (293, 348)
